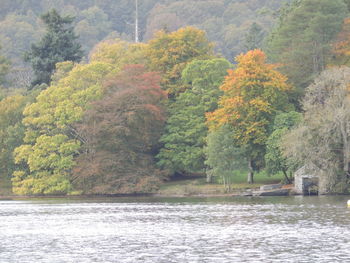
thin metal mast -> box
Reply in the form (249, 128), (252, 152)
(135, 0), (139, 43)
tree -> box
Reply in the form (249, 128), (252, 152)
(13, 36), (156, 195)
(267, 0), (347, 96)
(265, 111), (302, 183)
(283, 67), (350, 193)
(205, 125), (247, 188)
(156, 58), (231, 177)
(0, 95), (28, 193)
(24, 9), (83, 87)
(146, 26), (214, 97)
(89, 38), (147, 68)
(72, 65), (167, 194)
(207, 50), (292, 184)
(13, 61), (113, 195)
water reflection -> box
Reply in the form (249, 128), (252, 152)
(0, 196), (349, 262)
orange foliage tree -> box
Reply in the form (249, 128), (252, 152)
(206, 49), (292, 183)
(72, 65), (167, 194)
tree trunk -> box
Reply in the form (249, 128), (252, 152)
(206, 172), (212, 183)
(282, 169), (292, 184)
(247, 157), (254, 184)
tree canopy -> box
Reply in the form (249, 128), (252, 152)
(73, 65), (167, 194)
(146, 27), (214, 97)
(157, 58), (231, 177)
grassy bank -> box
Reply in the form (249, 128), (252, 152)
(158, 171), (285, 196)
(0, 171), (285, 198)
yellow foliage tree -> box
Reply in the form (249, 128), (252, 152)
(207, 49), (292, 183)
(90, 38), (147, 67)
(146, 27), (214, 97)
(13, 38), (149, 195)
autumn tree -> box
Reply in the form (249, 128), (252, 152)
(146, 26), (214, 97)
(13, 61), (113, 195)
(90, 38), (147, 68)
(283, 67), (350, 193)
(157, 58), (231, 177)
(207, 50), (292, 184)
(72, 65), (167, 194)
(13, 36), (152, 195)
(24, 9), (83, 87)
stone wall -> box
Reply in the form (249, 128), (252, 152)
(294, 165), (327, 195)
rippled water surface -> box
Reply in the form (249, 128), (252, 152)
(0, 196), (349, 262)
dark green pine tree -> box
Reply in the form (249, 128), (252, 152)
(25, 9), (83, 88)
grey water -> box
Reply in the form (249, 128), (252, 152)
(0, 196), (349, 263)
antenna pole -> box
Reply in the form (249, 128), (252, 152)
(135, 0), (139, 43)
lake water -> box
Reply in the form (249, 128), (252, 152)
(0, 196), (349, 263)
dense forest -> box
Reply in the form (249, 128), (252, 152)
(1, 0), (350, 195)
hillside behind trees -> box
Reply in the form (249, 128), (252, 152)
(0, 0), (291, 88)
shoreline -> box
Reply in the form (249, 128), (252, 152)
(0, 192), (341, 200)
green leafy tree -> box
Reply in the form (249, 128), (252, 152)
(0, 95), (28, 193)
(205, 125), (247, 187)
(24, 9), (83, 87)
(157, 58), (231, 177)
(265, 111), (302, 183)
